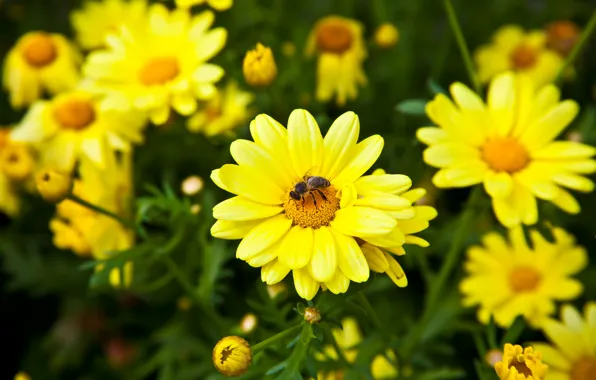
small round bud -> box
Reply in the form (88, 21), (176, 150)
(240, 313), (258, 334)
(14, 372), (31, 380)
(485, 348), (503, 367)
(243, 43), (277, 88)
(304, 307), (321, 324)
(36, 169), (73, 203)
(374, 23), (399, 49)
(181, 175), (204, 196)
(177, 296), (192, 311)
(190, 204), (201, 215)
(212, 336), (252, 377)
(0, 144), (34, 181)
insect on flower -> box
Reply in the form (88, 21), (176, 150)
(289, 171), (331, 208)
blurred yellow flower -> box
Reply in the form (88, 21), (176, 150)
(71, 0), (148, 50)
(533, 303), (596, 380)
(316, 318), (398, 379)
(495, 343), (548, 380)
(36, 169), (73, 203)
(306, 16), (367, 106)
(10, 90), (145, 171)
(0, 139), (34, 183)
(84, 4), (227, 125)
(212, 336), (252, 376)
(211, 110), (428, 300)
(175, 0), (233, 11)
(417, 72), (596, 227)
(187, 81), (254, 136)
(13, 372), (31, 380)
(460, 226), (586, 328)
(242, 43), (277, 88)
(374, 23), (399, 49)
(2, 32), (81, 108)
(545, 20), (581, 57)
(474, 25), (563, 86)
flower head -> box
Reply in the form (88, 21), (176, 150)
(417, 72), (596, 227)
(306, 16), (367, 106)
(533, 303), (596, 380)
(242, 43), (277, 88)
(495, 344), (548, 380)
(474, 25), (563, 86)
(460, 226), (586, 327)
(175, 0), (233, 11)
(374, 23), (399, 49)
(545, 20), (580, 57)
(187, 81), (254, 136)
(304, 307), (321, 324)
(211, 109), (433, 300)
(36, 169), (73, 203)
(2, 32), (80, 108)
(13, 372), (31, 380)
(212, 336), (252, 377)
(0, 141), (34, 182)
(83, 4), (227, 125)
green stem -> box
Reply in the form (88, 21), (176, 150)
(354, 291), (383, 330)
(67, 194), (138, 233)
(251, 324), (302, 355)
(443, 0), (482, 94)
(555, 11), (596, 84)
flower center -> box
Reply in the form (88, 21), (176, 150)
(22, 33), (57, 68)
(510, 44), (538, 69)
(509, 266), (541, 292)
(316, 20), (353, 54)
(205, 106), (222, 122)
(509, 356), (533, 378)
(572, 357), (596, 380)
(283, 185), (340, 229)
(53, 99), (96, 130)
(138, 57), (180, 86)
(546, 21), (580, 57)
(481, 137), (530, 173)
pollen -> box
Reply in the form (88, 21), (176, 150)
(22, 33), (57, 68)
(509, 266), (541, 293)
(138, 56), (180, 86)
(53, 98), (96, 130)
(482, 137), (530, 173)
(510, 44), (538, 69)
(572, 357), (596, 380)
(283, 185), (340, 229)
(316, 19), (353, 54)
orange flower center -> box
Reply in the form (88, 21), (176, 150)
(316, 20), (353, 54)
(546, 21), (580, 57)
(510, 44), (538, 69)
(572, 357), (596, 380)
(283, 185), (339, 228)
(22, 33), (57, 68)
(509, 356), (533, 377)
(138, 57), (180, 86)
(481, 137), (530, 173)
(53, 99), (96, 130)
(0, 129), (9, 149)
(205, 106), (222, 122)
(509, 266), (541, 292)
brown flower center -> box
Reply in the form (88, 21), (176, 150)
(53, 99), (96, 130)
(22, 33), (57, 68)
(572, 357), (596, 380)
(138, 57), (180, 86)
(284, 185), (339, 228)
(509, 356), (533, 377)
(509, 266), (541, 293)
(546, 21), (580, 57)
(510, 44), (538, 69)
(316, 20), (353, 54)
(482, 137), (530, 173)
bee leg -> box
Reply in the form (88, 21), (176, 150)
(316, 189), (327, 202)
(310, 192), (317, 208)
(301, 197), (305, 207)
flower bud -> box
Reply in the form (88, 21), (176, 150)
(36, 169), (73, 203)
(485, 348), (503, 367)
(374, 23), (399, 49)
(177, 296), (192, 311)
(14, 372), (31, 380)
(240, 313), (258, 334)
(243, 43), (277, 88)
(212, 336), (252, 377)
(181, 175), (204, 196)
(304, 307), (321, 324)
(0, 144), (34, 181)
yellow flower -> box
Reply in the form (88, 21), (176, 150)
(10, 90), (145, 171)
(2, 32), (81, 108)
(175, 0), (233, 11)
(36, 169), (73, 203)
(211, 109), (431, 300)
(417, 72), (596, 227)
(13, 372), (31, 380)
(495, 343), (548, 380)
(545, 20), (581, 57)
(187, 81), (254, 136)
(242, 43), (277, 88)
(0, 143), (35, 182)
(83, 4), (227, 125)
(306, 16), (367, 106)
(374, 23), (399, 49)
(460, 226), (586, 328)
(71, 0), (148, 50)
(316, 318), (398, 379)
(533, 303), (596, 380)
(212, 336), (252, 377)
(474, 25), (563, 86)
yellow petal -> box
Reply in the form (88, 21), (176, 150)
(432, 162), (487, 188)
(277, 225), (313, 269)
(332, 135), (384, 187)
(487, 72), (515, 136)
(361, 225), (406, 247)
(246, 240), (280, 267)
(81, 137), (105, 168)
(361, 244), (388, 273)
(484, 171), (513, 198)
(543, 318), (586, 362)
(172, 93), (197, 115)
(354, 194), (411, 210)
(250, 115), (291, 164)
(230, 139), (294, 188)
(550, 188), (580, 214)
(210, 219), (260, 239)
(398, 219), (429, 235)
(532, 141), (596, 159)
(293, 268), (320, 300)
(321, 111), (359, 180)
(423, 143), (480, 168)
(354, 174), (412, 195)
(324, 269), (350, 294)
(531, 343), (572, 371)
(210, 169), (230, 192)
(218, 164), (284, 204)
(287, 109), (323, 178)
(329, 229), (369, 283)
(340, 182), (357, 209)
(236, 215), (292, 260)
(192, 63), (225, 82)
(400, 188), (426, 202)
(416, 127), (449, 145)
(330, 206), (397, 237)
(213, 196), (282, 221)
(261, 259), (290, 284)
(308, 226), (337, 282)
(384, 253), (407, 287)
(552, 173), (594, 192)
(520, 100), (579, 150)
(450, 82), (485, 110)
(425, 94), (486, 146)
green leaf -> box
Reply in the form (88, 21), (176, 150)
(275, 324), (313, 380)
(427, 78), (447, 95)
(500, 316), (526, 347)
(395, 99), (428, 115)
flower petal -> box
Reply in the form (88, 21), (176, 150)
(210, 219), (260, 239)
(293, 268), (320, 300)
(487, 72), (515, 136)
(277, 226), (313, 269)
(218, 164), (285, 204)
(324, 269), (350, 294)
(432, 162), (487, 188)
(330, 206), (397, 237)
(520, 100), (579, 150)
(287, 109), (323, 178)
(484, 171), (513, 198)
(354, 174), (412, 195)
(423, 143), (480, 168)
(384, 253), (407, 287)
(308, 226), (337, 282)
(321, 111), (359, 180)
(416, 127), (449, 145)
(236, 215), (292, 260)
(450, 82), (485, 110)
(532, 141), (596, 159)
(261, 259), (290, 285)
(230, 139), (294, 188)
(361, 244), (388, 273)
(213, 196), (282, 221)
(329, 229), (369, 283)
(250, 115), (291, 163)
(332, 135), (384, 187)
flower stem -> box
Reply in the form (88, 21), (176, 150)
(251, 324), (303, 356)
(555, 11), (596, 84)
(67, 194), (138, 232)
(443, 0), (482, 94)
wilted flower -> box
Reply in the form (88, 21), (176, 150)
(374, 23), (399, 49)
(495, 344), (547, 380)
(212, 336), (252, 377)
(243, 43), (277, 88)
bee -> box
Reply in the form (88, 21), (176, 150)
(289, 175), (331, 207)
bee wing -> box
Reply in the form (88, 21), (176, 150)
(303, 165), (322, 178)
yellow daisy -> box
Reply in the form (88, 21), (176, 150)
(0, 128), (27, 216)
(533, 303), (596, 380)
(306, 16), (367, 106)
(71, 0), (148, 50)
(83, 3), (227, 125)
(211, 109), (433, 300)
(187, 81), (254, 136)
(174, 0), (233, 11)
(417, 71), (596, 227)
(460, 226), (587, 328)
(10, 90), (145, 171)
(2, 31), (81, 109)
(495, 343), (548, 380)
(474, 25), (563, 86)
